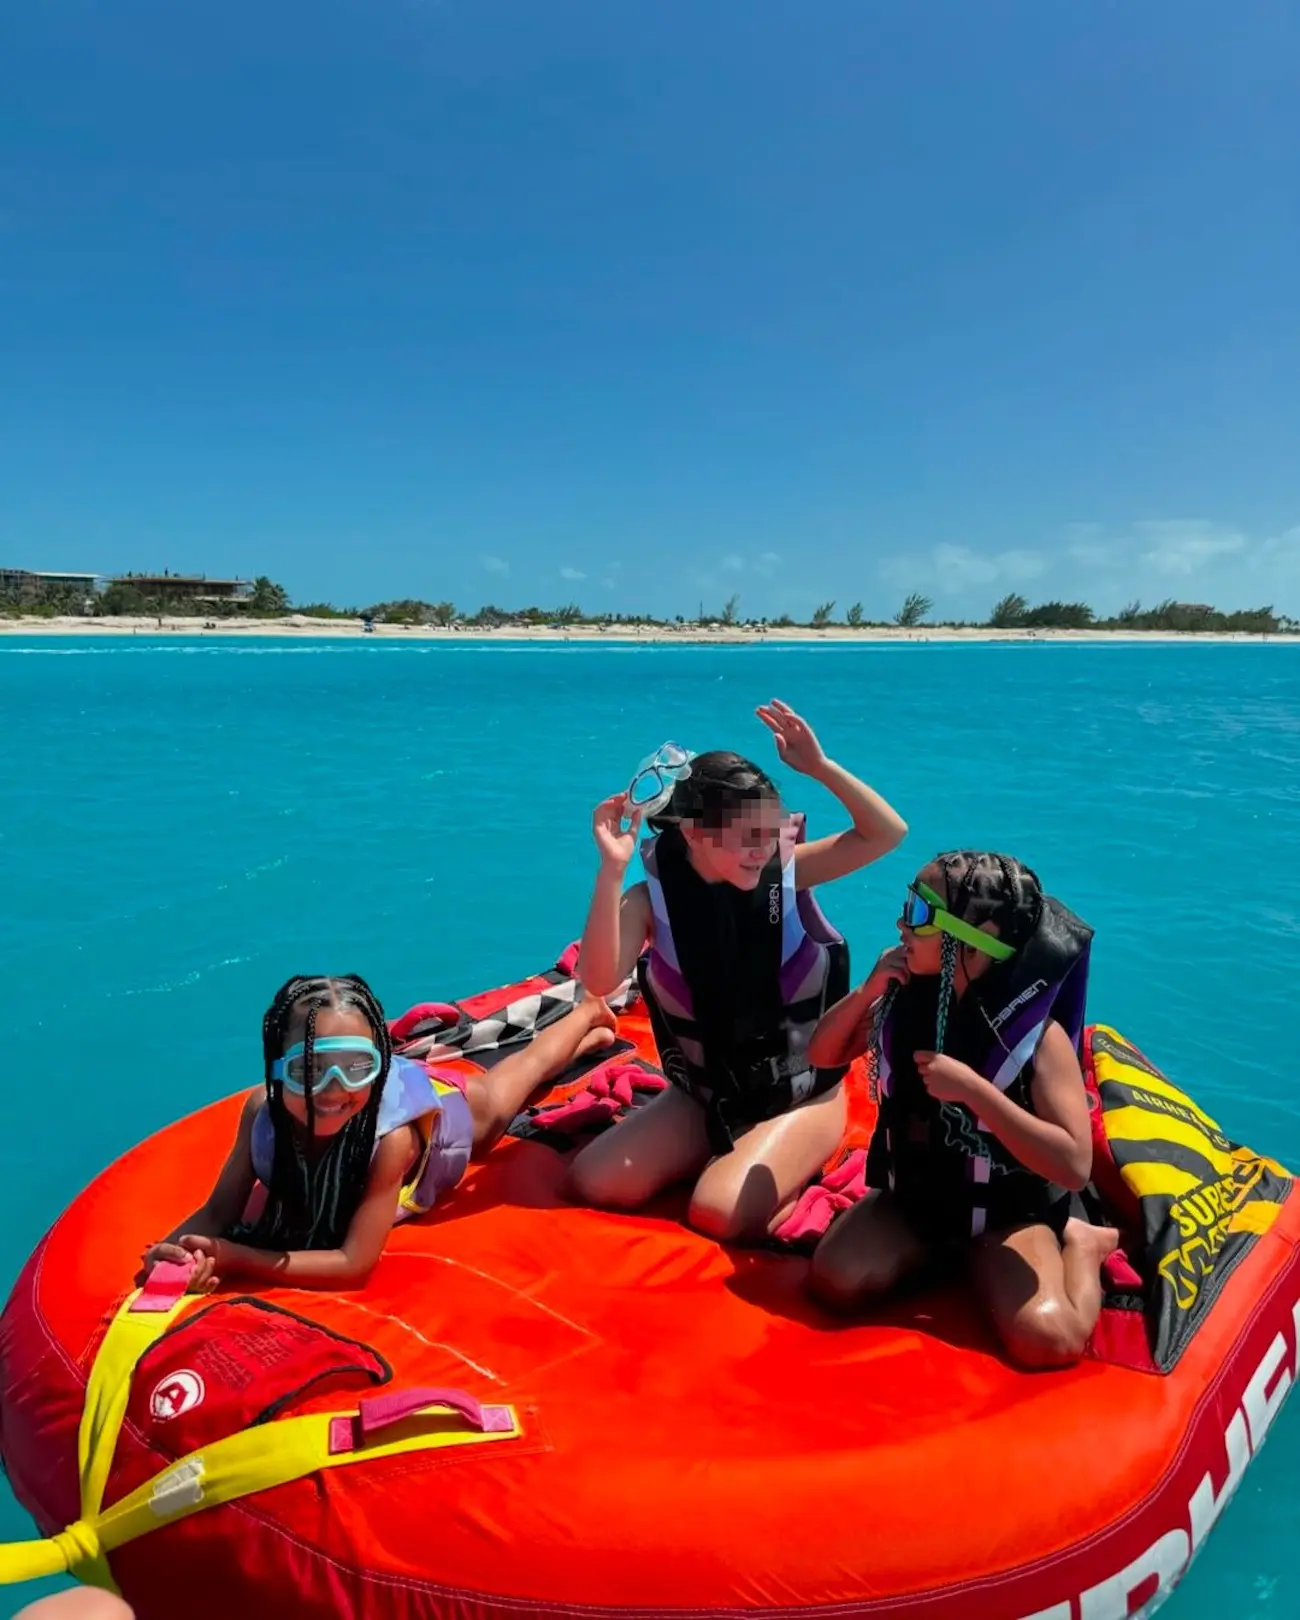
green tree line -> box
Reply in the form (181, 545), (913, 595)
(1, 576), (292, 618)
(985, 593), (1291, 634)
(3, 578), (1294, 634)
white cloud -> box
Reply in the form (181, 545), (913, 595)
(481, 555), (509, 575)
(1136, 521), (1248, 578)
(694, 551), (780, 593)
(674, 521), (1300, 621)
(559, 566), (586, 581)
(1061, 519), (1300, 609)
(693, 553), (744, 595)
(880, 544), (1047, 594)
(1055, 518), (1300, 613)
(1069, 521), (1250, 577)
(1256, 525), (1300, 566)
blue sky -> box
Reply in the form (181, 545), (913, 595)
(2, 0), (1297, 619)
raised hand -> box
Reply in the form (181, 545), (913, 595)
(592, 794), (642, 872)
(756, 700), (828, 777)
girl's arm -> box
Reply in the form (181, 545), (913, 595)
(915, 1022), (1093, 1191)
(793, 756), (909, 889)
(755, 703), (907, 890)
(807, 948), (909, 1069)
(142, 1093), (262, 1267)
(576, 793), (652, 996)
(578, 879), (651, 997)
(197, 1127), (418, 1290)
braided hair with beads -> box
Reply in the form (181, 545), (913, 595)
(873, 851), (1044, 1085)
(227, 973), (393, 1252)
(929, 852), (1043, 1052)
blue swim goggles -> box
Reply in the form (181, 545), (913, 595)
(626, 741), (695, 818)
(271, 1036), (384, 1096)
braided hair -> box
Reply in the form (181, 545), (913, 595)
(227, 973), (393, 1252)
(648, 750), (780, 832)
(930, 852), (1043, 1052)
(872, 853), (1043, 1098)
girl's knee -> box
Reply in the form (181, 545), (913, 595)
(566, 1151), (616, 1208)
(567, 1145), (651, 1211)
(807, 1240), (899, 1312)
(998, 1297), (1087, 1370)
(688, 1154), (782, 1245)
(687, 1187), (764, 1245)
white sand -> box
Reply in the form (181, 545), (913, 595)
(0, 615), (1294, 645)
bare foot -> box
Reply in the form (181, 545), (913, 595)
(571, 995), (616, 1058)
(576, 1026), (617, 1059)
(578, 994), (617, 1033)
(1062, 1217), (1120, 1266)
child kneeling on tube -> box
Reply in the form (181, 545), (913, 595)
(141, 973), (615, 1291)
(807, 853), (1118, 1370)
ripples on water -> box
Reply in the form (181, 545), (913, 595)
(1, 637), (1298, 1615)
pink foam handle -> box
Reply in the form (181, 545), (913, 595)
(1102, 1249), (1145, 1291)
(131, 1257), (196, 1313)
(328, 1387), (514, 1455)
(772, 1148), (870, 1245)
(772, 1186), (841, 1244)
(389, 1002), (461, 1044)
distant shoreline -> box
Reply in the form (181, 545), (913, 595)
(0, 614), (1296, 645)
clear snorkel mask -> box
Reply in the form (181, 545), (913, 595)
(625, 742), (696, 821)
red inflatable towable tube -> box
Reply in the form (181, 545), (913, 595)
(1, 964), (1297, 1620)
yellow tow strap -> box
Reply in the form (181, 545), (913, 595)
(0, 1287), (521, 1591)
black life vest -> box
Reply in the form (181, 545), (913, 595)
(639, 819), (850, 1154)
(871, 896), (1093, 1241)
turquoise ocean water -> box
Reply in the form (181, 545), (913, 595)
(2, 636), (1298, 1618)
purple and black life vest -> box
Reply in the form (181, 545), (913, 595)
(871, 896), (1093, 1239)
(638, 817), (850, 1153)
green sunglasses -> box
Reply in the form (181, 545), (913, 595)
(902, 881), (1016, 961)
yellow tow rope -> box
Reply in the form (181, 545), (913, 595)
(0, 1286), (521, 1592)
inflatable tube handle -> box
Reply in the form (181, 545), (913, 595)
(130, 1257), (197, 1313)
(328, 1388), (514, 1455)
(389, 1002), (463, 1045)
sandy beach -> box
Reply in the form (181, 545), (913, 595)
(0, 614), (1294, 645)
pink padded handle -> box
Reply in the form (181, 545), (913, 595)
(328, 1387), (514, 1455)
(131, 1257), (196, 1313)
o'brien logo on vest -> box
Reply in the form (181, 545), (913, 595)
(990, 979), (1049, 1033)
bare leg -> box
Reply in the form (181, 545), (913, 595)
(14, 1596), (135, 1620)
(567, 1085), (712, 1208)
(688, 1081), (849, 1245)
(807, 1190), (932, 1311)
(463, 998), (617, 1155)
(1061, 1215), (1122, 1331)
(970, 1218), (1119, 1371)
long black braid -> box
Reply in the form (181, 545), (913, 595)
(227, 973), (393, 1252)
